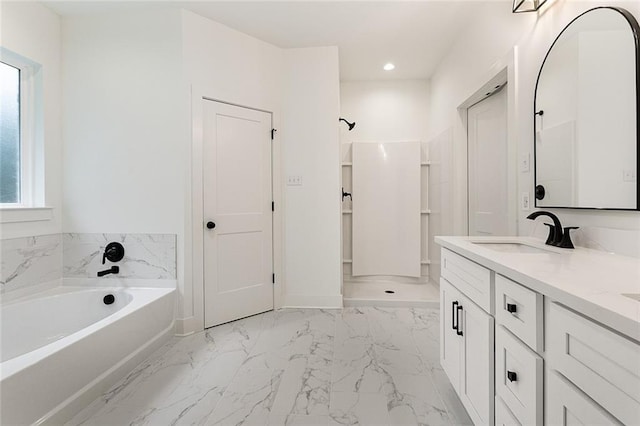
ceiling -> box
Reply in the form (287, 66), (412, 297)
(45, 1), (491, 81)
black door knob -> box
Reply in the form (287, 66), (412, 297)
(206, 221), (216, 229)
(507, 371), (518, 382)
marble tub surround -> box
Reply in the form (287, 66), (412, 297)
(436, 236), (640, 341)
(63, 233), (176, 280)
(68, 307), (472, 426)
(0, 234), (62, 294)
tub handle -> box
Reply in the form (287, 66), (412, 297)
(103, 242), (125, 264)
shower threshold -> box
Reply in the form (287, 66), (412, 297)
(343, 280), (439, 308)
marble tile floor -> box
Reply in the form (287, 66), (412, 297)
(68, 307), (472, 426)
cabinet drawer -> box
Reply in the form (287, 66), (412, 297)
(441, 248), (493, 313)
(496, 326), (543, 426)
(546, 370), (622, 425)
(495, 274), (543, 352)
(496, 396), (521, 426)
(548, 303), (640, 426)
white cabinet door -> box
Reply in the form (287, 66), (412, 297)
(547, 302), (640, 425)
(496, 396), (521, 426)
(546, 370), (622, 425)
(496, 326), (543, 425)
(459, 292), (495, 426)
(440, 278), (462, 393)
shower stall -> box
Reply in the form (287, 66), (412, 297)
(341, 140), (437, 306)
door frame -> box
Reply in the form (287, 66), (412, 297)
(454, 48), (519, 237)
(189, 85), (284, 333)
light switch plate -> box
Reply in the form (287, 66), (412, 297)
(287, 175), (303, 186)
(520, 153), (530, 173)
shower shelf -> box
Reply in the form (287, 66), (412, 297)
(342, 162), (353, 166)
(421, 161), (431, 166)
(342, 210), (352, 214)
(343, 259), (353, 263)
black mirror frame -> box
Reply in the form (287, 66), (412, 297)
(533, 6), (640, 211)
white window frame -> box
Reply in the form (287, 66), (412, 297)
(0, 48), (51, 223)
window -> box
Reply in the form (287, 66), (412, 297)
(0, 48), (44, 216)
(0, 61), (21, 204)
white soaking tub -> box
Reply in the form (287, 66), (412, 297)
(0, 286), (175, 425)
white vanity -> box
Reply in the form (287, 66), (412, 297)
(435, 236), (640, 426)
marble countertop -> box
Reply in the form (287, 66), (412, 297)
(435, 236), (640, 342)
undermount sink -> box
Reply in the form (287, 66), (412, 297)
(470, 241), (556, 254)
(622, 293), (640, 302)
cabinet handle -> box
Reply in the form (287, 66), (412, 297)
(456, 305), (463, 336)
(506, 303), (517, 313)
(452, 301), (459, 330)
(507, 371), (517, 382)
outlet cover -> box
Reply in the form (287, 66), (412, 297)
(623, 169), (637, 182)
(521, 192), (530, 211)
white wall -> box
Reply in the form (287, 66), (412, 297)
(282, 47), (342, 307)
(0, 3), (62, 239)
(181, 10), (284, 329)
(62, 9), (342, 333)
(427, 1), (640, 258)
(340, 80), (429, 144)
(61, 9), (188, 322)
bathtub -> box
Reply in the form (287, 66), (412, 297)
(0, 285), (175, 425)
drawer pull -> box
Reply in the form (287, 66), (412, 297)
(506, 303), (517, 313)
(456, 305), (463, 336)
(452, 301), (459, 330)
(507, 371), (518, 382)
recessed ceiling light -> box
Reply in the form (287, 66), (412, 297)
(383, 63), (395, 71)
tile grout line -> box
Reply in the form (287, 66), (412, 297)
(201, 314), (272, 424)
(409, 307), (460, 424)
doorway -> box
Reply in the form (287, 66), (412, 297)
(202, 100), (274, 328)
(467, 85), (510, 236)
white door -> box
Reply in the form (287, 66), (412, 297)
(203, 100), (273, 328)
(468, 86), (509, 236)
(459, 293), (495, 426)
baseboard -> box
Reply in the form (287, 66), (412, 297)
(174, 316), (197, 336)
(41, 322), (175, 425)
(282, 293), (343, 309)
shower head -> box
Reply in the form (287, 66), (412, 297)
(339, 117), (356, 131)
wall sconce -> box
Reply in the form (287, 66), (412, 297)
(512, 0), (547, 13)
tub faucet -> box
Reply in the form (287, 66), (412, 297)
(97, 265), (119, 277)
(526, 211), (563, 246)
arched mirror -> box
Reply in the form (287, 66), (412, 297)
(534, 7), (639, 210)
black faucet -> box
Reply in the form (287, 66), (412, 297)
(97, 242), (125, 277)
(526, 210), (564, 246)
(526, 211), (578, 249)
(97, 265), (119, 277)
